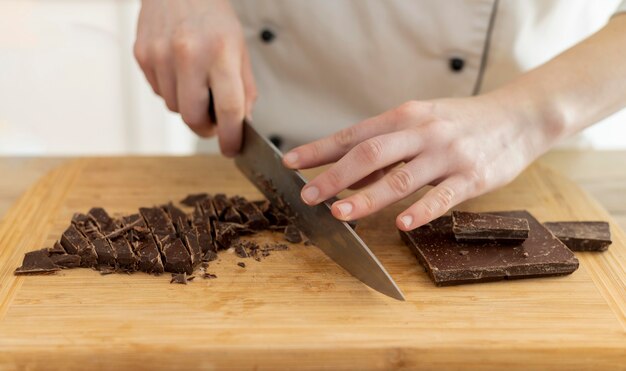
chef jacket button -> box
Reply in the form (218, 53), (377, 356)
(449, 57), (465, 72)
(269, 135), (283, 148)
(260, 28), (276, 43)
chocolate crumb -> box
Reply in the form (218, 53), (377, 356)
(203, 272), (217, 279)
(237, 262), (246, 268)
(170, 273), (189, 284)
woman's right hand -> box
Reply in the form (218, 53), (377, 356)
(134, 0), (256, 156)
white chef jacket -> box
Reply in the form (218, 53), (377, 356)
(228, 0), (626, 150)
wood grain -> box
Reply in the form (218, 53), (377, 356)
(0, 156), (625, 370)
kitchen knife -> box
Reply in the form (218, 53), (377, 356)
(234, 120), (405, 301)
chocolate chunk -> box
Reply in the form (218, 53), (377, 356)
(284, 224), (303, 244)
(50, 254), (81, 269)
(197, 197), (218, 221)
(47, 241), (66, 255)
(155, 234), (193, 274)
(73, 213), (116, 268)
(181, 228), (203, 265)
(141, 207), (192, 274)
(543, 221), (612, 252)
(212, 193), (232, 219)
(214, 222), (248, 249)
(223, 206), (243, 223)
(122, 214), (164, 274)
(14, 249), (60, 275)
(60, 224), (98, 268)
(231, 196), (270, 230)
(452, 211), (529, 243)
(202, 272), (217, 279)
(89, 208), (138, 271)
(191, 203), (216, 254)
(162, 203), (189, 233)
(237, 262), (246, 268)
(139, 207), (176, 235)
(234, 243), (249, 258)
(170, 272), (189, 284)
(180, 193), (209, 207)
(202, 250), (218, 262)
(399, 211), (579, 286)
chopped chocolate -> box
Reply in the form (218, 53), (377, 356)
(201, 261), (209, 269)
(543, 221), (612, 252)
(162, 203), (189, 233)
(202, 272), (217, 279)
(50, 254), (81, 269)
(14, 249), (60, 275)
(181, 228), (203, 264)
(141, 207), (192, 274)
(191, 203), (216, 254)
(170, 272), (189, 284)
(73, 213), (116, 268)
(198, 197), (218, 221)
(180, 193), (209, 207)
(47, 241), (66, 255)
(399, 211), (579, 286)
(122, 214), (164, 274)
(202, 250), (218, 262)
(284, 224), (303, 244)
(234, 243), (249, 258)
(223, 206), (243, 223)
(156, 234), (193, 274)
(232, 196), (270, 230)
(99, 266), (116, 275)
(139, 207), (176, 235)
(237, 262), (246, 268)
(60, 224), (98, 268)
(214, 222), (249, 249)
(452, 211), (529, 243)
(212, 193), (232, 218)
(89, 208), (138, 271)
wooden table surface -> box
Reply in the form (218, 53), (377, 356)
(1, 150), (625, 230)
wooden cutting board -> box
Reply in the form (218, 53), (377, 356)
(0, 157), (624, 370)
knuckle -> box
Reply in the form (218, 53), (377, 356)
(434, 186), (456, 209)
(359, 192), (376, 211)
(466, 168), (489, 193)
(149, 41), (170, 65)
(133, 42), (149, 66)
(217, 102), (242, 117)
(324, 168), (344, 189)
(388, 168), (413, 195)
(355, 138), (384, 163)
(395, 100), (423, 120)
(333, 126), (357, 150)
(171, 34), (199, 62)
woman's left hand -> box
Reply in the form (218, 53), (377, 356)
(282, 93), (561, 231)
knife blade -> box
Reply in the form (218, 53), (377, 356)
(234, 120), (405, 301)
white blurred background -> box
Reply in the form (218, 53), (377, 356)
(0, 0), (625, 156)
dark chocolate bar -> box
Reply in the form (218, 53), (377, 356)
(50, 254), (81, 269)
(543, 221), (611, 252)
(452, 211), (529, 243)
(400, 210), (579, 286)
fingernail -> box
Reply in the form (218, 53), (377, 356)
(284, 151), (299, 166)
(301, 186), (319, 204)
(335, 202), (353, 218)
(400, 215), (413, 229)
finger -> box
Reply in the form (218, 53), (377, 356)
(210, 53), (245, 157)
(347, 164), (396, 190)
(174, 45), (214, 137)
(330, 157), (445, 221)
(396, 175), (469, 231)
(300, 130), (423, 205)
(241, 45), (257, 119)
(283, 101), (433, 169)
(133, 43), (161, 95)
(154, 57), (179, 112)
